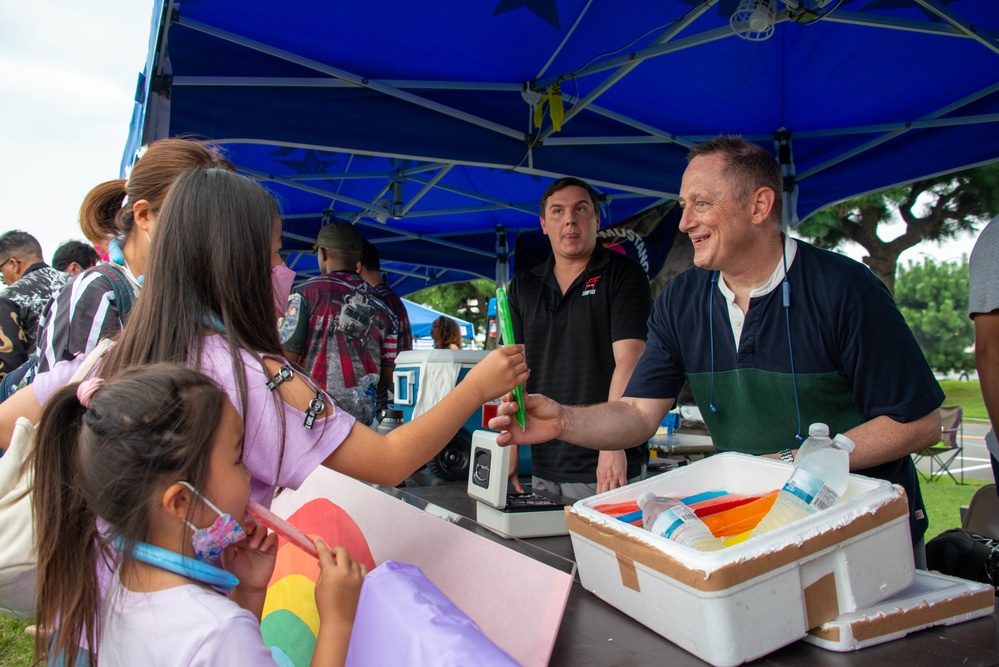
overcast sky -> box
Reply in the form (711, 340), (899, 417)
(0, 1), (986, 268)
(0, 1), (152, 259)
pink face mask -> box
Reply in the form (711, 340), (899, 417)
(272, 263), (296, 317)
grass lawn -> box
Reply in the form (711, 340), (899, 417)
(920, 475), (989, 541)
(939, 380), (989, 420)
(0, 615), (32, 667)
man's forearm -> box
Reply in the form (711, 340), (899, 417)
(842, 411), (940, 470)
(975, 313), (999, 431)
(561, 397), (668, 451)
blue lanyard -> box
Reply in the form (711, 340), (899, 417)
(115, 538), (239, 591)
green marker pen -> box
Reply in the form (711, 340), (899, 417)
(495, 288), (527, 429)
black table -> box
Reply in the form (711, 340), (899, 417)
(381, 473), (999, 666)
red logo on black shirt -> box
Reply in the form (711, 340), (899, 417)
(582, 275), (601, 296)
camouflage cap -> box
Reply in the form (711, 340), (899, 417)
(315, 221), (363, 252)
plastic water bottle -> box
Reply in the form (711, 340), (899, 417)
(751, 431), (856, 537)
(793, 423), (833, 463)
(638, 492), (725, 551)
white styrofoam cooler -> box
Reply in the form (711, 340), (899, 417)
(565, 452), (915, 667)
(804, 569), (994, 651)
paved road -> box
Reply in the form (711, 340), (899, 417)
(912, 419), (993, 484)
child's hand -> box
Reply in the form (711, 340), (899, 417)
(464, 345), (529, 403)
(224, 518), (278, 593)
(314, 538), (367, 629)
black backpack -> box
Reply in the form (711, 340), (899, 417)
(926, 528), (999, 594)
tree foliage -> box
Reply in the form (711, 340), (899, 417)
(796, 163), (999, 294)
(894, 257), (974, 376)
(407, 279), (496, 338)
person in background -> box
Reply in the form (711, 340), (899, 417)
(358, 238), (412, 414)
(33, 364), (366, 666)
(0, 231), (68, 381)
(33, 138), (235, 377)
(431, 316), (463, 350)
(359, 239), (413, 352)
(969, 214), (999, 497)
(51, 240), (100, 276)
(506, 177), (652, 499)
(281, 222), (399, 425)
(491, 136), (941, 566)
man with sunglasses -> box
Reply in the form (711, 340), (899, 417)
(0, 231), (68, 383)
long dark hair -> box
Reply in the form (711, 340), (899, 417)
(79, 138), (234, 246)
(97, 167), (289, 487)
(33, 365), (224, 667)
(99, 167), (283, 384)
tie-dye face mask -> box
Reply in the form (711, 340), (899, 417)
(179, 482), (247, 563)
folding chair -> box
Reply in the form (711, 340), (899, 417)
(913, 405), (964, 484)
(962, 483), (999, 541)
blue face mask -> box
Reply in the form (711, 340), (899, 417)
(179, 482), (246, 562)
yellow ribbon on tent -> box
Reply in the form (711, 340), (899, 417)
(533, 83), (564, 133)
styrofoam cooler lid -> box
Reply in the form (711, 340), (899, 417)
(804, 569), (994, 652)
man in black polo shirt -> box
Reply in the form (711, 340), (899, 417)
(507, 177), (651, 500)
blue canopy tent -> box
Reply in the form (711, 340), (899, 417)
(123, 1), (999, 295)
(402, 299), (475, 340)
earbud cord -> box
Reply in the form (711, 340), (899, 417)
(707, 238), (802, 442)
(708, 272), (719, 414)
(781, 238), (804, 444)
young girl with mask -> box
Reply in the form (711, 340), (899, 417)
(33, 364), (366, 666)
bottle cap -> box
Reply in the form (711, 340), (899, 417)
(637, 491), (655, 508)
(832, 433), (856, 453)
(808, 422), (830, 437)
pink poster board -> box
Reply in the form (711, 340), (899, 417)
(266, 467), (575, 667)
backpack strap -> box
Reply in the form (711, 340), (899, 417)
(89, 264), (137, 326)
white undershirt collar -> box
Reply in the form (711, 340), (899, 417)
(716, 236), (797, 350)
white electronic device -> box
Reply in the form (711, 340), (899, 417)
(467, 430), (569, 539)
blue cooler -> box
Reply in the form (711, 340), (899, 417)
(391, 349), (530, 481)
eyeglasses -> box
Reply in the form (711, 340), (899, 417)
(0, 258), (13, 272)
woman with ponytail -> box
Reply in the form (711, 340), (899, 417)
(32, 138), (234, 375)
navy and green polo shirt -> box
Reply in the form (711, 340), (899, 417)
(626, 240), (942, 543)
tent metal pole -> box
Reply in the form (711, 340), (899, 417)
(539, 1), (713, 140)
(774, 130), (799, 229)
(176, 16), (525, 141)
(495, 227), (510, 289)
(532, 5), (726, 91)
(916, 0), (999, 55)
(825, 10), (999, 41)
(400, 165), (452, 217)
